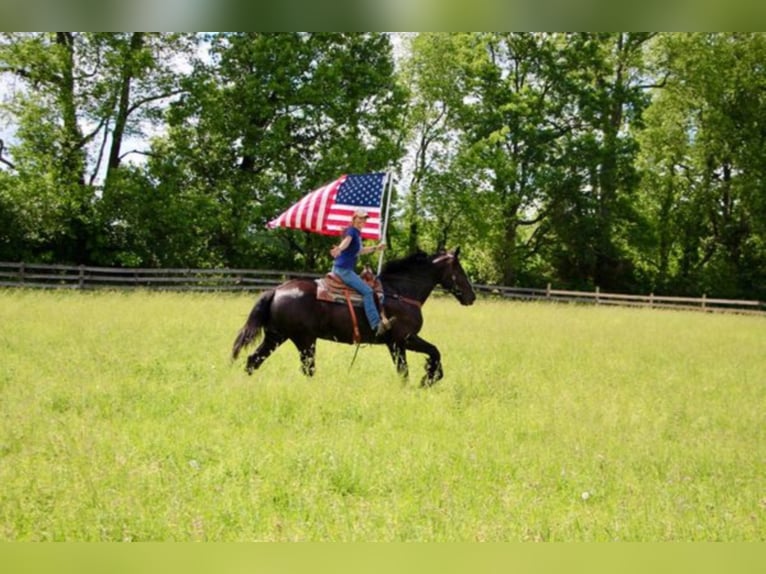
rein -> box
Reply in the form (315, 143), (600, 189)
(384, 291), (423, 308)
(349, 340), (362, 372)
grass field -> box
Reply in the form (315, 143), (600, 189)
(0, 289), (764, 541)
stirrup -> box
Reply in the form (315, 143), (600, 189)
(375, 316), (395, 336)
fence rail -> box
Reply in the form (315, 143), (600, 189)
(1, 261), (763, 315)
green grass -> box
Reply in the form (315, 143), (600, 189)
(1, 289), (764, 541)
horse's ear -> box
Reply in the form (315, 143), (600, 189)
(454, 246), (461, 258)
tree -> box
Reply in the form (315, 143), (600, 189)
(149, 32), (406, 269)
(0, 32), (194, 264)
(457, 32), (576, 286)
(402, 33), (653, 289)
(637, 33), (766, 298)
(543, 33), (654, 292)
(401, 33), (564, 284)
(398, 33), (472, 255)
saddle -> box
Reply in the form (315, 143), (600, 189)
(315, 267), (383, 305)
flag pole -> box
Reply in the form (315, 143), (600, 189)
(376, 171), (394, 276)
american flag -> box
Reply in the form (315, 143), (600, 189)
(267, 173), (387, 240)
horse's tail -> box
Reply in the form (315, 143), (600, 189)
(232, 289), (275, 360)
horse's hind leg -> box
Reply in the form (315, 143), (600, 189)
(246, 332), (285, 375)
(292, 339), (317, 377)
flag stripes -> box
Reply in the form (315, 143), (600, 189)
(267, 173), (386, 240)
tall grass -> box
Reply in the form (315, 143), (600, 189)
(1, 289), (764, 541)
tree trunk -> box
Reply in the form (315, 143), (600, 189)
(56, 32), (85, 186)
(108, 33), (144, 173)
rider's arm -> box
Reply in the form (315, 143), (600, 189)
(337, 235), (352, 252)
(360, 243), (386, 255)
(331, 235), (352, 258)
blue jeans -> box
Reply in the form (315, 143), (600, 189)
(332, 266), (380, 330)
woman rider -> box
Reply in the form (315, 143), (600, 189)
(330, 209), (393, 336)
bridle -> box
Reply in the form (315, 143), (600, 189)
(379, 251), (470, 308)
(432, 252), (468, 302)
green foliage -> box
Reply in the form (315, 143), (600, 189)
(0, 32), (195, 265)
(1, 290), (764, 541)
(149, 32), (406, 269)
(636, 33), (766, 298)
(1, 33), (765, 299)
(401, 33), (654, 291)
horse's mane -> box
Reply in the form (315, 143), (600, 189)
(380, 250), (433, 277)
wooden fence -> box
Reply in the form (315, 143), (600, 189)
(1, 261), (763, 315)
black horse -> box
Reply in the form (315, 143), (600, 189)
(232, 248), (476, 386)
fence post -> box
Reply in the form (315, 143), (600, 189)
(78, 264), (85, 289)
(701, 293), (707, 311)
(596, 286), (600, 304)
(546, 283), (551, 299)
(19, 262), (25, 284)
(649, 293), (654, 309)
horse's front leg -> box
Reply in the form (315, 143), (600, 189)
(386, 340), (409, 379)
(403, 334), (443, 387)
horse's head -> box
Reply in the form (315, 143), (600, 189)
(432, 247), (476, 306)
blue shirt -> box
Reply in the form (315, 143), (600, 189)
(334, 226), (362, 270)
